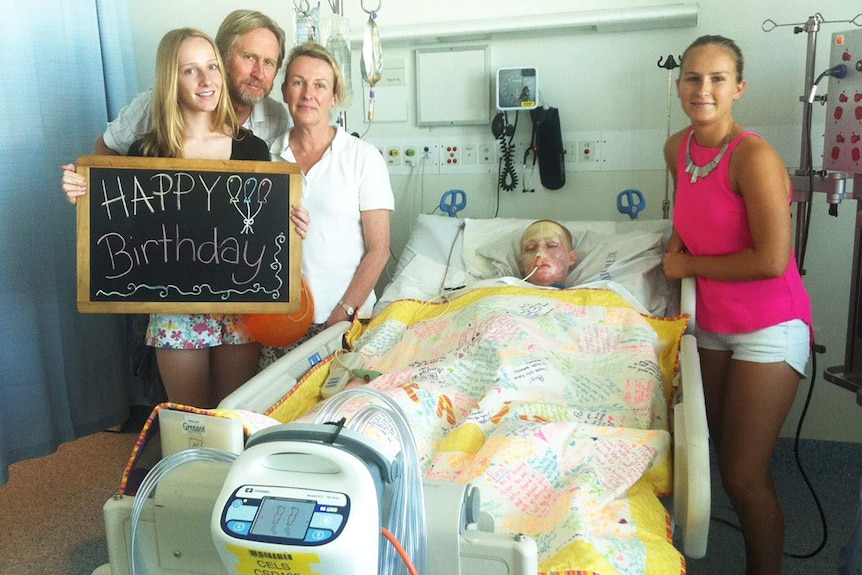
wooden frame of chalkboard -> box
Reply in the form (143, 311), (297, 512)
(76, 155), (303, 314)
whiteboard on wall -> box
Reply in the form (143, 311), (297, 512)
(415, 45), (490, 126)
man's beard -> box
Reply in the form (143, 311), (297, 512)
(230, 80), (271, 107)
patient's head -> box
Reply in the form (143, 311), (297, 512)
(518, 220), (578, 287)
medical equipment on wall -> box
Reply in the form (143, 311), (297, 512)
(492, 110), (519, 192)
(496, 67), (538, 111)
(439, 189), (466, 217)
(657, 54), (681, 219)
(293, 1), (321, 45)
(529, 106), (566, 190)
(360, 1), (383, 123)
(617, 189), (646, 220)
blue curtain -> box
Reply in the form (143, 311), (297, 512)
(0, 1), (139, 484)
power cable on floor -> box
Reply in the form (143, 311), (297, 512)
(784, 343), (828, 559)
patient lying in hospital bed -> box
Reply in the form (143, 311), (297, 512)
(102, 215), (709, 575)
(221, 216), (707, 572)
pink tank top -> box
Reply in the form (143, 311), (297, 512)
(673, 128), (812, 334)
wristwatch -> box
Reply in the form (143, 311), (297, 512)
(338, 299), (356, 319)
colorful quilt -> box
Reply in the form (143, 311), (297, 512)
(277, 286), (689, 575)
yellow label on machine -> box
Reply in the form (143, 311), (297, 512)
(223, 544), (321, 575)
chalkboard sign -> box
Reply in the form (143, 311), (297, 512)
(76, 155), (302, 314)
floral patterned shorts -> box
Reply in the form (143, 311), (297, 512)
(145, 313), (254, 349)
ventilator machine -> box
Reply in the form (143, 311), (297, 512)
(96, 382), (537, 575)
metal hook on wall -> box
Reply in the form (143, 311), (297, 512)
(361, 0), (382, 15)
(657, 55), (680, 70)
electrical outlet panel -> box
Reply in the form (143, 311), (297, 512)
(479, 142), (496, 164)
(384, 146), (402, 166)
(417, 144), (439, 169)
(439, 141), (497, 174)
(369, 139), (437, 174)
(441, 144), (461, 166)
(564, 132), (603, 171)
(402, 146), (420, 167)
(373, 139), (498, 174)
(461, 144), (477, 165)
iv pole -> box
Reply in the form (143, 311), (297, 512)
(330, 0), (349, 131)
(763, 14), (857, 272)
(764, 13), (862, 404)
(657, 54), (680, 220)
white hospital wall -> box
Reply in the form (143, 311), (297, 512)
(125, 0), (862, 442)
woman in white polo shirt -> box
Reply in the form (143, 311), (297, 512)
(263, 41), (393, 367)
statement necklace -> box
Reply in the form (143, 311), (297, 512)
(684, 130), (730, 184)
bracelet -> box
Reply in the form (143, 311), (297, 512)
(338, 299), (356, 319)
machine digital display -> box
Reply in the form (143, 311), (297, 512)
(218, 484), (350, 546)
(250, 497), (316, 540)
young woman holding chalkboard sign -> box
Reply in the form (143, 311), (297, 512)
(63, 28), (308, 407)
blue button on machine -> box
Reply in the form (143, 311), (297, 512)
(305, 528), (333, 543)
(228, 521), (251, 536)
(310, 511), (343, 531)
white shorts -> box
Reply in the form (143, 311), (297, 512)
(695, 319), (811, 376)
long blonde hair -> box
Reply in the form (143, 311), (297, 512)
(139, 28), (239, 158)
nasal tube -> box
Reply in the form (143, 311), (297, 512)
(522, 254), (542, 282)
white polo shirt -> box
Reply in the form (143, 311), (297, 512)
(270, 127), (394, 323)
(102, 88), (290, 153)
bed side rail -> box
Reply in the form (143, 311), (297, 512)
(218, 321), (352, 413)
(673, 333), (710, 558)
(680, 277), (696, 333)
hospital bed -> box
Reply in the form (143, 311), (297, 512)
(93, 215), (710, 575)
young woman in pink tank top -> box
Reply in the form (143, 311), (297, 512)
(663, 35), (813, 575)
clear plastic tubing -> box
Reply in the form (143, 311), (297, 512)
(129, 447), (238, 575)
(314, 389), (428, 575)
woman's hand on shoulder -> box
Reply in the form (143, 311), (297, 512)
(61, 164), (87, 205)
(291, 205), (310, 239)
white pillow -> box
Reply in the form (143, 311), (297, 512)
(392, 214), (466, 278)
(375, 253), (475, 314)
(567, 230), (668, 315)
